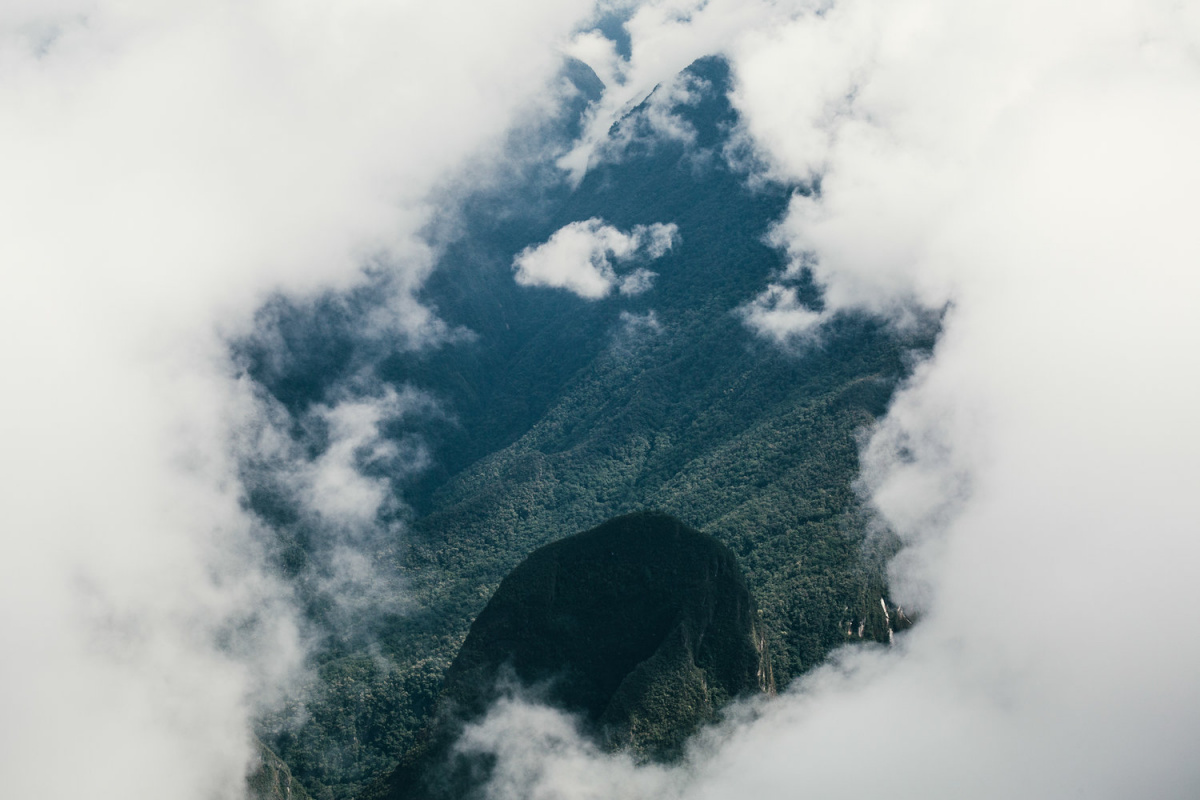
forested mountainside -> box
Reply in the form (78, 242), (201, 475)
(249, 740), (313, 800)
(241, 57), (934, 800)
(368, 512), (772, 800)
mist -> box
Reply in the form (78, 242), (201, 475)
(4, 0), (1198, 798)
(0, 1), (598, 797)
(512, 219), (678, 298)
(456, 1), (1200, 798)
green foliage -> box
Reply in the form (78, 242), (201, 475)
(376, 512), (771, 799)
(252, 56), (934, 799)
(248, 739), (314, 800)
(389, 311), (916, 693)
(257, 658), (429, 800)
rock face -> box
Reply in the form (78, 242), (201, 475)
(370, 511), (773, 800)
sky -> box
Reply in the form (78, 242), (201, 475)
(2, 1), (1199, 799)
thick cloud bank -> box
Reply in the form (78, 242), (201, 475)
(0, 1), (596, 798)
(4, 0), (1198, 798)
(463, 1), (1200, 798)
(513, 218), (679, 298)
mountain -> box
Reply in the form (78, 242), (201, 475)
(367, 512), (773, 800)
(245, 56), (932, 799)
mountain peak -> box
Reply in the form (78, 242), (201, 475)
(373, 511), (772, 800)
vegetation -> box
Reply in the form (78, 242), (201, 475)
(248, 739), (313, 800)
(368, 512), (773, 800)
(241, 56), (935, 799)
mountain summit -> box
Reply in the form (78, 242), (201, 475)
(371, 511), (773, 800)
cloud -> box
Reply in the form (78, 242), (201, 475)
(455, 695), (682, 800)
(295, 387), (433, 528)
(513, 218), (679, 299)
(239, 382), (447, 630)
(737, 283), (823, 343)
(453, 1), (1200, 798)
(6, 0), (1198, 797)
(557, 0), (807, 182)
(618, 309), (662, 333)
(0, 1), (601, 797)
(595, 67), (715, 162)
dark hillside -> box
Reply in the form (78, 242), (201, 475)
(370, 512), (772, 800)
(247, 56), (932, 799)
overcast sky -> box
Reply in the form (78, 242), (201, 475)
(3, 1), (1198, 799)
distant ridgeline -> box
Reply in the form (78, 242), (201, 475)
(243, 55), (934, 800)
(364, 513), (773, 800)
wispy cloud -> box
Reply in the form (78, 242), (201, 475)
(513, 218), (679, 299)
(557, 0), (804, 182)
(238, 381), (446, 632)
(455, 1), (1200, 797)
(6, 0), (1198, 797)
(0, 1), (600, 796)
(738, 283), (824, 343)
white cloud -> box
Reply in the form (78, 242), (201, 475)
(456, 695), (681, 800)
(242, 384), (441, 624)
(513, 218), (678, 299)
(558, 0), (810, 182)
(299, 388), (429, 528)
(0, 1), (600, 797)
(618, 268), (658, 296)
(640, 223), (679, 259)
(456, 1), (1200, 798)
(597, 67), (714, 161)
(6, 0), (1199, 797)
(737, 283), (823, 343)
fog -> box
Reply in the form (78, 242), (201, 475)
(464, 1), (1200, 798)
(0, 1), (596, 797)
(513, 219), (678, 298)
(3, 1), (1197, 798)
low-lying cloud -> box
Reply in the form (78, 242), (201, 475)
(0, 1), (601, 797)
(513, 218), (679, 299)
(239, 383), (444, 629)
(559, 0), (803, 182)
(738, 283), (824, 345)
(454, 1), (1200, 798)
(6, 0), (1199, 797)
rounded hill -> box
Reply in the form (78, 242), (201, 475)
(373, 511), (772, 800)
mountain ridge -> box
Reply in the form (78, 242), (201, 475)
(246, 54), (930, 799)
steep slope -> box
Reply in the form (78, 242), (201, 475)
(248, 739), (314, 800)
(247, 57), (931, 799)
(370, 512), (772, 800)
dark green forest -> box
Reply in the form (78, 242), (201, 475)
(240, 57), (934, 800)
(368, 512), (773, 800)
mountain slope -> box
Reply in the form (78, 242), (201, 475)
(370, 512), (772, 800)
(248, 739), (314, 800)
(247, 56), (932, 799)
